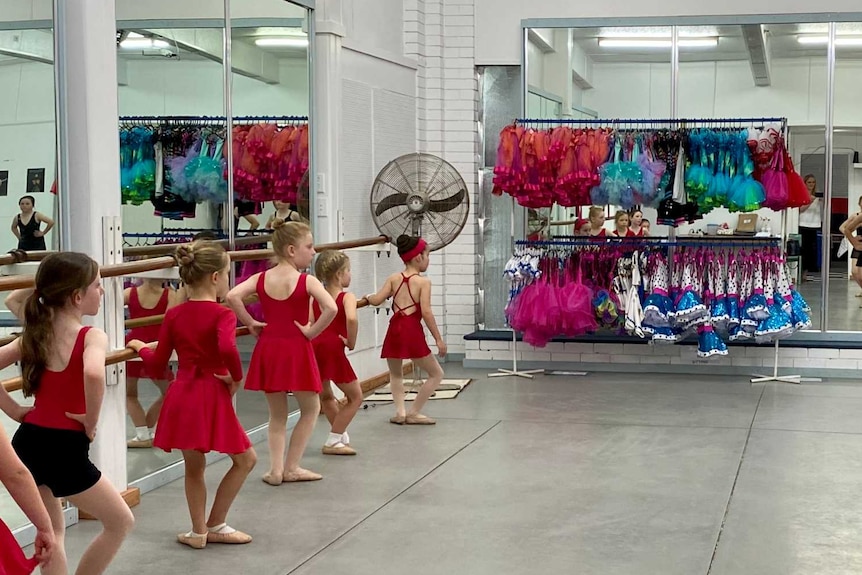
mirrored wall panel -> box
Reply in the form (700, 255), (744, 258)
(0, 0), (57, 534)
(828, 22), (862, 331)
(116, 0), (228, 483)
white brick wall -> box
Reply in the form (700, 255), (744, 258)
(404, 0), (479, 355)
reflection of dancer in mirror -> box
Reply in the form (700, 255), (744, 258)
(226, 221), (336, 485)
(128, 241), (256, 549)
(312, 250), (362, 456)
(12, 195), (54, 251)
(124, 279), (181, 448)
(629, 209), (645, 237)
(2, 253), (134, 575)
(840, 206), (862, 300)
(361, 235), (445, 425)
(641, 219), (651, 236)
(612, 210), (634, 237)
(265, 200), (304, 227)
(588, 206), (607, 237)
(233, 199), (260, 232)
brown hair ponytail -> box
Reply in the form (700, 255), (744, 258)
(20, 252), (99, 396)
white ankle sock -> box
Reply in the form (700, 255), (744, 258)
(134, 426), (149, 441)
(325, 432), (343, 447)
(185, 530), (207, 538)
(148, 426), (156, 437)
(207, 523), (236, 535)
(342, 431), (350, 445)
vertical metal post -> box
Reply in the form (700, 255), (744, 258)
(307, 7), (317, 228)
(821, 22), (836, 331)
(223, 0), (235, 251)
(476, 68), (486, 329)
(53, 0), (70, 250)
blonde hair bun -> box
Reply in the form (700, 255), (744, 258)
(271, 217), (287, 230)
(175, 245), (195, 266)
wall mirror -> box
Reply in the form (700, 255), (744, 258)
(0, 0), (57, 535)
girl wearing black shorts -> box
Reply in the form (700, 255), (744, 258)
(0, 253), (134, 575)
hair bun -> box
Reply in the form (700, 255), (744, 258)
(395, 235), (412, 250)
(271, 217), (286, 230)
(175, 245), (195, 266)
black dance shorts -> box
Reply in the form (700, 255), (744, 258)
(12, 423), (101, 498)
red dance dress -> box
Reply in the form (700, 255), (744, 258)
(0, 519), (37, 575)
(312, 292), (357, 385)
(245, 272), (322, 393)
(139, 301), (250, 454)
(380, 274), (432, 360)
(125, 287), (174, 380)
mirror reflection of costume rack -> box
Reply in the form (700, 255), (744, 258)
(491, 116), (816, 384)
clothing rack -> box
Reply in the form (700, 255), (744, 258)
(516, 116), (787, 129)
(516, 237), (782, 249)
(119, 115), (308, 125)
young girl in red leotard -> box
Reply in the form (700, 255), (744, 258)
(362, 235), (445, 425)
(128, 241), (256, 549)
(1, 253), (134, 575)
(124, 278), (178, 448)
(226, 220), (336, 484)
(312, 250), (362, 456)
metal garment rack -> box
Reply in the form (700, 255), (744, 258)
(494, 115), (804, 382)
(119, 115), (309, 125)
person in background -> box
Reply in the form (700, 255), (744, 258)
(574, 218), (591, 236)
(629, 209), (645, 237)
(641, 219), (651, 236)
(588, 206), (606, 237)
(799, 174), (823, 282)
(612, 210), (634, 237)
(839, 197), (862, 299)
(11, 196), (54, 252)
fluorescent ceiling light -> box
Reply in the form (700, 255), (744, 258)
(120, 38), (169, 49)
(598, 38), (717, 48)
(255, 37), (308, 48)
(600, 28), (717, 39)
(798, 35), (862, 46)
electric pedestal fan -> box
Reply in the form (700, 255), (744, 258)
(369, 153), (470, 392)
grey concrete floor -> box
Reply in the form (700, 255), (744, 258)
(35, 366), (862, 574)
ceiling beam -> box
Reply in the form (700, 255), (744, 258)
(141, 28), (280, 84)
(0, 29), (52, 64)
(742, 24), (771, 87)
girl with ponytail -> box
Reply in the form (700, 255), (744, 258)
(1, 252), (134, 575)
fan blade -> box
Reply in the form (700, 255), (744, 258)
(374, 193), (409, 217)
(428, 188), (466, 213)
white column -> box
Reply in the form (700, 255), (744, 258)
(55, 0), (126, 490)
(313, 0), (344, 244)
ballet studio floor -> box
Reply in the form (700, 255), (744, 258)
(27, 365), (862, 574)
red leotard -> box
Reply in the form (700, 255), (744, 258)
(612, 229), (636, 237)
(245, 272), (322, 393)
(139, 301), (250, 454)
(312, 292), (357, 384)
(0, 518), (37, 575)
(380, 274), (432, 359)
(24, 327), (91, 432)
(125, 286), (173, 380)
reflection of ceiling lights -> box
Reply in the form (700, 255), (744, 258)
(120, 37), (169, 49)
(798, 35), (862, 46)
(598, 38), (718, 48)
(599, 28), (717, 39)
(254, 37), (308, 48)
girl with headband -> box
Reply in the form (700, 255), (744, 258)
(361, 235), (445, 425)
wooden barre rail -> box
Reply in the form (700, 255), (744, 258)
(0, 235), (389, 292)
(1, 327), (252, 394)
(0, 235), (388, 393)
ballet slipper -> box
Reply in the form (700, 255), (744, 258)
(322, 443), (356, 456)
(389, 415), (406, 425)
(127, 438), (153, 448)
(177, 532), (207, 549)
(261, 472), (283, 486)
(282, 468), (322, 482)
(206, 530), (252, 545)
(405, 414), (436, 425)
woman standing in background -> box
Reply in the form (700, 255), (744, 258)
(798, 174), (823, 281)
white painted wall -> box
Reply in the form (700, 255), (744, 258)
(475, 0), (862, 65)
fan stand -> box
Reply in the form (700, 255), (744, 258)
(488, 329), (544, 379)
